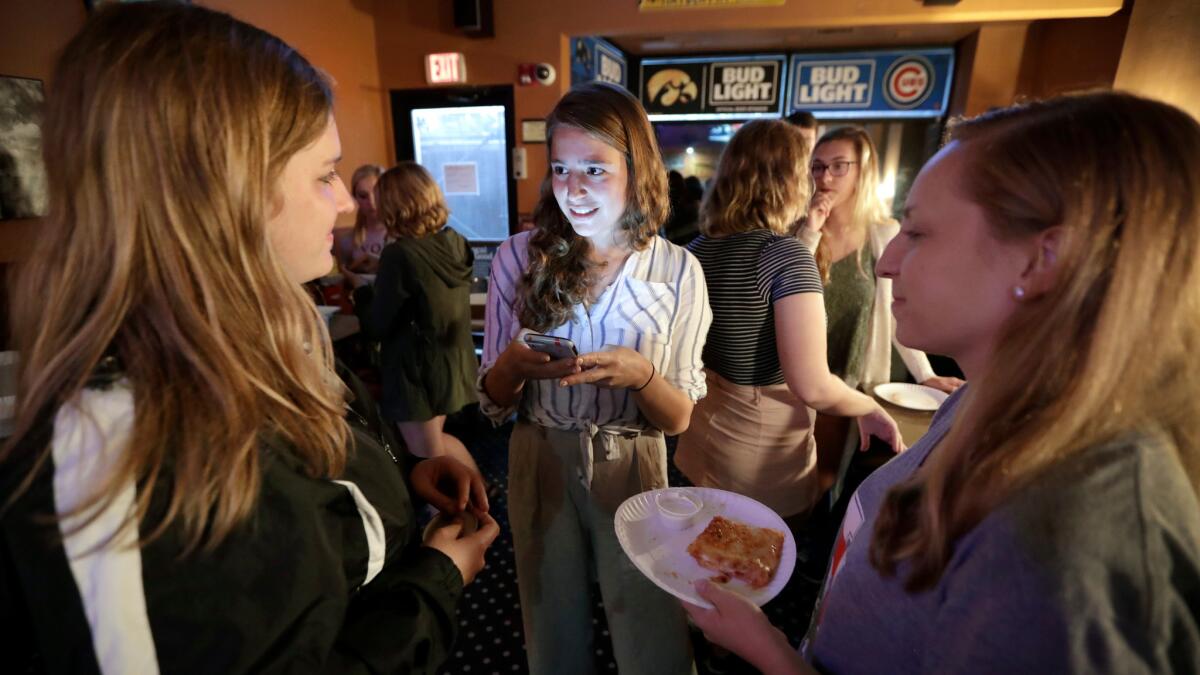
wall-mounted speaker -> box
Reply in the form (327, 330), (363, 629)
(453, 0), (494, 39)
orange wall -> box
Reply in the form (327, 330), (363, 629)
(201, 0), (387, 229)
(0, 1), (86, 263)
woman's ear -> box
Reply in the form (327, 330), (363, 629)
(1017, 225), (1064, 299)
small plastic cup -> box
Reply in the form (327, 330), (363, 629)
(655, 490), (703, 531)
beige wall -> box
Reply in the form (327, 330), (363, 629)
(1114, 0), (1200, 120)
(1016, 9), (1130, 100)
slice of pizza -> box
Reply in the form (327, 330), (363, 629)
(686, 515), (785, 589)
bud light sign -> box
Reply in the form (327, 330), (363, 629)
(788, 49), (953, 119)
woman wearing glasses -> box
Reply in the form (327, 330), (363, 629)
(799, 127), (964, 397)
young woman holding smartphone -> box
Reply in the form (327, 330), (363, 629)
(479, 82), (711, 674)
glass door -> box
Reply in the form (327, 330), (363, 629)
(389, 86), (517, 243)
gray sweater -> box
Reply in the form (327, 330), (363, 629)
(805, 387), (1200, 673)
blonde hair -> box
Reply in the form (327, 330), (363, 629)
(871, 91), (1200, 591)
(810, 126), (891, 282)
(350, 163), (384, 246)
(519, 82), (669, 332)
(377, 162), (449, 239)
(700, 119), (810, 238)
(3, 3), (349, 553)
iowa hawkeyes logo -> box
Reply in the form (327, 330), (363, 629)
(646, 69), (698, 107)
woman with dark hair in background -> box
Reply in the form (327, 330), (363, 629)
(479, 82), (711, 674)
(0, 5), (496, 672)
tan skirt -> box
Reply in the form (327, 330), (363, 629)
(675, 369), (819, 518)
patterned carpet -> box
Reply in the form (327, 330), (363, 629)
(438, 409), (832, 675)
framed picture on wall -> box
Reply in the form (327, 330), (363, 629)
(0, 75), (47, 220)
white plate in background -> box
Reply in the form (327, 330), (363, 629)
(873, 382), (948, 411)
(614, 487), (795, 609)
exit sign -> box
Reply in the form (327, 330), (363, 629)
(425, 52), (467, 84)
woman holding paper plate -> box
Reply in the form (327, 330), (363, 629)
(479, 82), (711, 674)
(684, 92), (1200, 674)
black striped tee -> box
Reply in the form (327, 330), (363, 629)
(688, 230), (823, 386)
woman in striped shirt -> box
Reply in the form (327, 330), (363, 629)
(676, 120), (903, 526)
(478, 82), (711, 674)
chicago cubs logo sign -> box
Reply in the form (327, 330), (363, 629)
(883, 56), (934, 109)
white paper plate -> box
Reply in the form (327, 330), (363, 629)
(873, 382), (948, 411)
(614, 487), (795, 609)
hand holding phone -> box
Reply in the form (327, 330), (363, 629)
(522, 332), (579, 361)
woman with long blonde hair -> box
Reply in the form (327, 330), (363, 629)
(800, 126), (962, 394)
(0, 4), (496, 672)
(348, 162), (478, 465)
(675, 119), (902, 525)
(683, 91), (1200, 674)
(479, 82), (711, 673)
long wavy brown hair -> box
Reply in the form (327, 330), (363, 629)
(870, 91), (1200, 591)
(2, 3), (349, 554)
(377, 161), (450, 239)
(806, 126), (892, 283)
(518, 82), (669, 332)
(700, 119), (810, 238)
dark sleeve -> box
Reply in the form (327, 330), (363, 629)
(353, 243), (411, 341)
(759, 235), (823, 303)
(0, 531), (40, 672)
(327, 547), (463, 674)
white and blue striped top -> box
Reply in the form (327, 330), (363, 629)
(478, 230), (712, 438)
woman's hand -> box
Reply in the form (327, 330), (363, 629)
(806, 191), (837, 233)
(423, 512), (500, 585)
(558, 347), (652, 390)
(410, 456), (489, 515)
(683, 580), (811, 674)
(921, 375), (965, 394)
(858, 402), (906, 453)
(498, 334), (581, 382)
(339, 261), (367, 290)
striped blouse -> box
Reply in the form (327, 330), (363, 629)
(687, 230), (824, 386)
(477, 231), (712, 484)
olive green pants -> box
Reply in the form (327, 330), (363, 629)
(508, 421), (695, 675)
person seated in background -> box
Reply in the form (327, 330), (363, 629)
(685, 91), (1200, 675)
(0, 4), (497, 673)
(675, 119), (902, 531)
(347, 162), (480, 473)
(333, 163), (388, 273)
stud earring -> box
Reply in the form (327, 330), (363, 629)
(1013, 286), (1026, 299)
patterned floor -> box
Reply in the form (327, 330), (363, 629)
(438, 410), (831, 675)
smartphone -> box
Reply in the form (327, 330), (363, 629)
(522, 332), (578, 360)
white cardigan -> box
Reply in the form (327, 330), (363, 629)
(798, 221), (936, 389)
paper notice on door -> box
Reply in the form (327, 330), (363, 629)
(443, 162), (480, 196)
